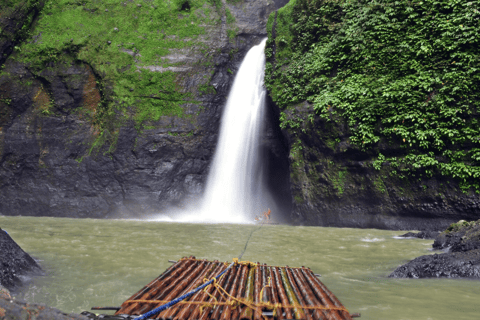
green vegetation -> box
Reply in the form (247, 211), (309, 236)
(332, 169), (347, 196)
(266, 0), (480, 192)
(446, 219), (480, 233)
(13, 0), (230, 129)
(0, 0), (44, 50)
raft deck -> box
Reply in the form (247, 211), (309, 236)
(115, 257), (355, 320)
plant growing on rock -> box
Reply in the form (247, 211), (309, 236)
(266, 0), (480, 192)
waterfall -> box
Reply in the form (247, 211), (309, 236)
(158, 39), (271, 224)
(199, 39), (268, 223)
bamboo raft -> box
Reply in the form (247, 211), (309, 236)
(109, 257), (357, 320)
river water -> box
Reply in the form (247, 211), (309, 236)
(1, 216), (479, 320)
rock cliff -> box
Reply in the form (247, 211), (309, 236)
(0, 0), (291, 219)
(265, 0), (480, 230)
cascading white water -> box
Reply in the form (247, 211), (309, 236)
(182, 38), (269, 224)
(159, 39), (272, 224)
(199, 39), (268, 223)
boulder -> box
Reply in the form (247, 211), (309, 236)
(389, 220), (480, 279)
(0, 228), (42, 292)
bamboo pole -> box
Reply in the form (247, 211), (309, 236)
(285, 268), (313, 320)
(239, 265), (256, 320)
(301, 269), (351, 320)
(261, 265), (270, 303)
(167, 262), (220, 320)
(268, 267), (283, 320)
(198, 267), (235, 320)
(187, 263), (228, 320)
(157, 260), (212, 319)
(253, 264), (262, 320)
(174, 263), (225, 320)
(279, 268), (306, 320)
(231, 265), (249, 320)
(118, 258), (194, 315)
(219, 265), (243, 320)
(272, 267), (293, 320)
(291, 268), (330, 320)
(210, 264), (240, 320)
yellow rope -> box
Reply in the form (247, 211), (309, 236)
(259, 276), (272, 303)
(124, 299), (349, 313)
(180, 257), (303, 270)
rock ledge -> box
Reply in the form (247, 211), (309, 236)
(389, 220), (480, 279)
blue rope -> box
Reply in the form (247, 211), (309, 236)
(133, 261), (235, 320)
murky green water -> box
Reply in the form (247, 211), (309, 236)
(1, 216), (479, 320)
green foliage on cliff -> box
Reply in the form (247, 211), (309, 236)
(13, 0), (227, 126)
(266, 0), (480, 191)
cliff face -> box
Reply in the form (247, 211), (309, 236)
(273, 101), (480, 230)
(0, 0), (291, 219)
(265, 0), (480, 230)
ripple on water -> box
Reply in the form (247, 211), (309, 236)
(360, 237), (385, 242)
(1, 216), (479, 320)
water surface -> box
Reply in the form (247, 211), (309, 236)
(1, 216), (479, 320)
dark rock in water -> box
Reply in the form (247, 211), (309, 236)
(388, 250), (480, 279)
(0, 228), (42, 292)
(0, 288), (88, 320)
(399, 231), (440, 240)
(390, 220), (480, 279)
(433, 220), (480, 252)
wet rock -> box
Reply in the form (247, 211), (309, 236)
(0, 1), (45, 66)
(0, 229), (42, 292)
(0, 292), (88, 320)
(433, 220), (480, 252)
(389, 220), (480, 279)
(388, 250), (480, 279)
(398, 231), (440, 240)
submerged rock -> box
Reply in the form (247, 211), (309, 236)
(0, 228), (42, 292)
(390, 220), (480, 279)
(398, 231), (440, 240)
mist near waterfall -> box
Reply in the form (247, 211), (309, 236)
(155, 39), (275, 224)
